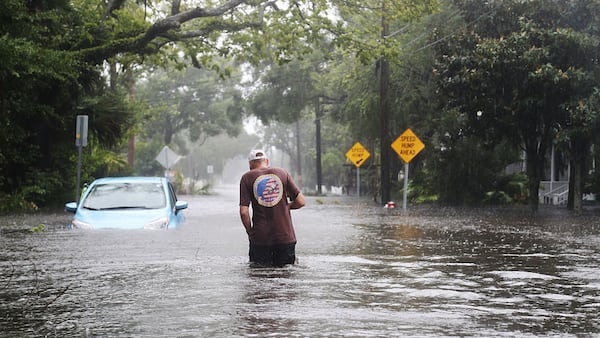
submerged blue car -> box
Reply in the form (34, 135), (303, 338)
(65, 176), (188, 229)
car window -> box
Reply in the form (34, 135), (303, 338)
(167, 182), (177, 207)
(82, 182), (166, 210)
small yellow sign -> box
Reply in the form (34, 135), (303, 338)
(345, 142), (371, 168)
(391, 128), (425, 163)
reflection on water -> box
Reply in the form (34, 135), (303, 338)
(240, 267), (299, 336)
(1, 189), (600, 336)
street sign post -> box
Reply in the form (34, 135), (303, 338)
(75, 115), (88, 147)
(391, 128), (425, 164)
(345, 142), (371, 168)
(391, 129), (425, 210)
(75, 115), (88, 203)
(345, 142), (370, 200)
(155, 146), (180, 169)
(155, 146), (181, 179)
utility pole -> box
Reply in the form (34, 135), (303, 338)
(125, 66), (136, 168)
(316, 97), (323, 195)
(379, 0), (391, 205)
(295, 120), (303, 189)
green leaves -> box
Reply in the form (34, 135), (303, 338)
(135, 64), (244, 150)
(431, 0), (600, 208)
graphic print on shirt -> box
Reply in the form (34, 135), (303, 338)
(253, 174), (284, 207)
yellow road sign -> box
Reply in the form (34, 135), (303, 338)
(391, 128), (425, 163)
(345, 142), (370, 168)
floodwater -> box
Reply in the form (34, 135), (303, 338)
(1, 185), (600, 337)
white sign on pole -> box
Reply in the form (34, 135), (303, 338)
(75, 115), (88, 147)
(75, 115), (89, 202)
(155, 146), (180, 169)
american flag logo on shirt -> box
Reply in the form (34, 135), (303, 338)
(253, 174), (284, 207)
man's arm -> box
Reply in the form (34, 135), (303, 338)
(239, 205), (252, 234)
(289, 192), (306, 210)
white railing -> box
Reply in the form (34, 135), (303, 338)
(539, 181), (569, 205)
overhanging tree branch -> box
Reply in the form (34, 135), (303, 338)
(83, 0), (273, 64)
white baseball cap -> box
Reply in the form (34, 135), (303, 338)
(248, 149), (268, 161)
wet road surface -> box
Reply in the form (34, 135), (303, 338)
(1, 185), (600, 337)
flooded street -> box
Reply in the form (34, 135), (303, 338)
(1, 184), (600, 337)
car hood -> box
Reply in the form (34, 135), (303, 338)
(74, 207), (169, 229)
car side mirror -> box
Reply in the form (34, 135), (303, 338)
(65, 202), (77, 213)
(175, 200), (188, 212)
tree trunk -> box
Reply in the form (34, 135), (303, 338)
(568, 138), (587, 213)
(568, 167), (574, 210)
(573, 160), (582, 213)
(525, 147), (544, 212)
(315, 101), (322, 194)
(297, 120), (303, 190)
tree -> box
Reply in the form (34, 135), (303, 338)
(326, 0), (439, 203)
(0, 0), (336, 209)
(80, 0), (334, 68)
(136, 66), (243, 145)
(560, 89), (600, 212)
(246, 59), (318, 125)
(0, 0), (137, 209)
(434, 0), (600, 211)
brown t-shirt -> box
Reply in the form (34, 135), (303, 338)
(239, 167), (301, 245)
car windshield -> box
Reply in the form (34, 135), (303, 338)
(82, 182), (166, 210)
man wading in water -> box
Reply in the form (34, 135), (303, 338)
(239, 149), (306, 267)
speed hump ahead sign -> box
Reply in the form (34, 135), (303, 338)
(345, 142), (370, 168)
(391, 128), (425, 163)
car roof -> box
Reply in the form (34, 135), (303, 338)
(91, 176), (167, 185)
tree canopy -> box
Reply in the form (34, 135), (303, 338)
(0, 0), (335, 210)
(434, 0), (600, 210)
